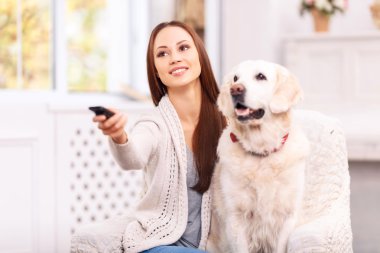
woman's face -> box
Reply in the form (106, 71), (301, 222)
(153, 26), (201, 90)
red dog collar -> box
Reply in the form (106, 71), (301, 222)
(230, 132), (289, 156)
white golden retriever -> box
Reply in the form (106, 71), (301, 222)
(207, 60), (310, 253)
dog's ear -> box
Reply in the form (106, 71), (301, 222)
(217, 77), (233, 117)
(269, 66), (303, 114)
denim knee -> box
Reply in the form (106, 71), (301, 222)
(141, 245), (207, 253)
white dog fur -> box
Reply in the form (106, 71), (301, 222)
(206, 60), (310, 253)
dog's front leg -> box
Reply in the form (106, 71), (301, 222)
(224, 215), (250, 253)
(276, 216), (296, 253)
(276, 161), (305, 253)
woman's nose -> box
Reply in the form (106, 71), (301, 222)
(169, 52), (182, 64)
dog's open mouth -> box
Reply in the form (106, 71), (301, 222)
(235, 102), (265, 121)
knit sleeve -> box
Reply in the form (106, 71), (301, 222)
(108, 119), (161, 171)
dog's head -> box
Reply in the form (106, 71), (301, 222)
(218, 60), (302, 126)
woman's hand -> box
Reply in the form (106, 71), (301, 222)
(92, 108), (128, 144)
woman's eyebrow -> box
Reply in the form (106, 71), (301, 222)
(156, 40), (189, 50)
(176, 40), (189, 45)
(156, 45), (168, 50)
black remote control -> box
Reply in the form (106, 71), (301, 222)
(89, 106), (115, 119)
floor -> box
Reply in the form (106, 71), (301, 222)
(349, 161), (380, 253)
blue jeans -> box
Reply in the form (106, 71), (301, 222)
(141, 245), (207, 253)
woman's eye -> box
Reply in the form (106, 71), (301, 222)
(255, 73), (267, 81)
(156, 51), (168, 57)
(179, 44), (190, 51)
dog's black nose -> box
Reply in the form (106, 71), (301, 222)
(230, 84), (245, 96)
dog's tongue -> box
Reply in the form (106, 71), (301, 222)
(235, 108), (250, 116)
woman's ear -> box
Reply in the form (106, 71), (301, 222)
(269, 66), (303, 114)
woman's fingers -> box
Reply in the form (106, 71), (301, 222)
(93, 114), (107, 123)
(102, 111), (123, 129)
(91, 107), (128, 144)
(96, 110), (128, 136)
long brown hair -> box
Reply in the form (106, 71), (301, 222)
(146, 21), (226, 193)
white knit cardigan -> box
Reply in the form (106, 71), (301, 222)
(108, 95), (210, 252)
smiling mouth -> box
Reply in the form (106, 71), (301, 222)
(234, 102), (265, 121)
(170, 68), (188, 75)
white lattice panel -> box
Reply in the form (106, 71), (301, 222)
(55, 105), (152, 253)
(67, 126), (143, 235)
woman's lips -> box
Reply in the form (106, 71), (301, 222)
(169, 67), (188, 76)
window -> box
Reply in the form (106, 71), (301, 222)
(0, 0), (51, 90)
(0, 0), (130, 93)
(66, 0), (108, 92)
(0, 0), (221, 95)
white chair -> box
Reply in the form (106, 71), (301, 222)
(287, 110), (353, 252)
(71, 110), (353, 253)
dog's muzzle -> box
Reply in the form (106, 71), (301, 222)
(230, 83), (245, 104)
(230, 84), (265, 121)
(235, 104), (265, 121)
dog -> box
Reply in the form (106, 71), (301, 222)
(206, 60), (310, 253)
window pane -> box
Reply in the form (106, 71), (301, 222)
(66, 0), (107, 92)
(0, 0), (51, 90)
(0, 1), (17, 89)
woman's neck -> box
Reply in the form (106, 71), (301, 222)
(167, 80), (201, 127)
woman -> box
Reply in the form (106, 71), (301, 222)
(93, 21), (225, 253)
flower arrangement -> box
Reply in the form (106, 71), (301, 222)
(300, 0), (348, 16)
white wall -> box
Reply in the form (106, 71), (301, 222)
(0, 101), (55, 253)
(221, 0), (378, 72)
(150, 0), (176, 28)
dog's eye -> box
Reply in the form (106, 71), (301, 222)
(233, 75), (238, 82)
(255, 73), (267, 81)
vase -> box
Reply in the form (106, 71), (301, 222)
(370, 2), (380, 29)
(311, 8), (330, 32)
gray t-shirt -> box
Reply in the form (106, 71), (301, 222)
(174, 146), (203, 248)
